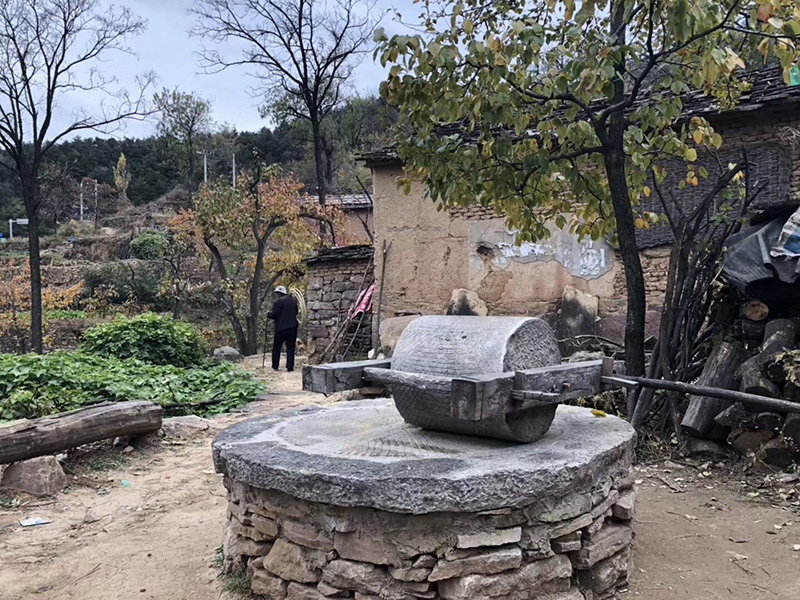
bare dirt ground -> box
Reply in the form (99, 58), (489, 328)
(1, 360), (799, 600)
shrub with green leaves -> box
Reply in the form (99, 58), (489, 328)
(130, 230), (166, 261)
(84, 262), (162, 307)
(81, 313), (205, 367)
(0, 351), (264, 421)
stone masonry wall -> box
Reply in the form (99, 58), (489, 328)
(222, 472), (637, 600)
(306, 256), (374, 359)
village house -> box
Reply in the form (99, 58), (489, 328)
(356, 68), (800, 343)
(326, 193), (374, 244)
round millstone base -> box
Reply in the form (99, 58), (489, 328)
(214, 400), (638, 600)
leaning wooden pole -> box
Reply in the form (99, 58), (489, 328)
(604, 375), (800, 416)
(0, 401), (162, 464)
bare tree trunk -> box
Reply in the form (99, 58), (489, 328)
(312, 118), (326, 207)
(23, 183), (44, 354)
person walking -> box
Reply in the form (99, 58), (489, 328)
(268, 285), (299, 371)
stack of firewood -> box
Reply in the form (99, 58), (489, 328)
(682, 311), (800, 469)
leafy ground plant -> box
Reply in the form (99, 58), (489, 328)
(81, 312), (205, 367)
(0, 351), (263, 420)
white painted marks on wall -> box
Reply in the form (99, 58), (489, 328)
(469, 221), (614, 280)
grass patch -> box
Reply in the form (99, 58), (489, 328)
(215, 546), (255, 599)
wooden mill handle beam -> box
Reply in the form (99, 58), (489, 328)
(603, 375), (800, 416)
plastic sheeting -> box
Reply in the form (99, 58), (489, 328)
(723, 215), (800, 301)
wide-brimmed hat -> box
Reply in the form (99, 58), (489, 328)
(274, 285), (288, 295)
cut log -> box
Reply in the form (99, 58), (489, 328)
(714, 403), (756, 429)
(760, 319), (797, 355)
(783, 380), (800, 402)
(740, 300), (769, 322)
(681, 342), (747, 439)
(737, 319), (767, 345)
(736, 356), (779, 397)
(758, 438), (799, 469)
(753, 411), (784, 433)
(728, 427), (774, 455)
(783, 413), (800, 450)
(762, 355), (788, 384)
(0, 401), (162, 465)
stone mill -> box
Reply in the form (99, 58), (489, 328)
(213, 316), (637, 600)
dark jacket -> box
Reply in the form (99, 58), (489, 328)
(268, 294), (299, 332)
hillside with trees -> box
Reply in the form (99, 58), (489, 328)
(0, 95), (395, 235)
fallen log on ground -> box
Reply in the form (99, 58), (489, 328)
(603, 375), (800, 416)
(0, 401), (162, 464)
(680, 342), (747, 439)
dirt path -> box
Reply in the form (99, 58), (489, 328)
(1, 365), (799, 600)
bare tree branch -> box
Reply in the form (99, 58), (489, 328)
(0, 0), (153, 352)
(192, 0), (376, 206)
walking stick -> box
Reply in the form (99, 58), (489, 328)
(261, 315), (272, 369)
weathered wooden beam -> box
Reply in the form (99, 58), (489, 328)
(604, 375), (800, 416)
(451, 373), (515, 421)
(0, 401), (162, 465)
(362, 367), (452, 394)
(302, 359), (391, 394)
(509, 390), (562, 412)
(513, 360), (609, 402)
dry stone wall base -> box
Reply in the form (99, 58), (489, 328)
(222, 477), (636, 600)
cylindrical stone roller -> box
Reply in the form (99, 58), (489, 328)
(390, 316), (561, 442)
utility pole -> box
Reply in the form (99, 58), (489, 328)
(197, 150), (208, 184)
(94, 179), (99, 230)
(232, 152), (236, 189)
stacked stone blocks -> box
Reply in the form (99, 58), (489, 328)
(222, 474), (636, 600)
(306, 252), (373, 358)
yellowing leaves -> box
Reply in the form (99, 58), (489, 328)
(643, 186), (652, 198)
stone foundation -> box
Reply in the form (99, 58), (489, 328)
(222, 470), (636, 600)
(215, 400), (637, 600)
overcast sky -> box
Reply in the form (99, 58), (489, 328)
(65, 0), (418, 139)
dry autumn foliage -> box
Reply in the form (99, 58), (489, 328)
(187, 168), (343, 355)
